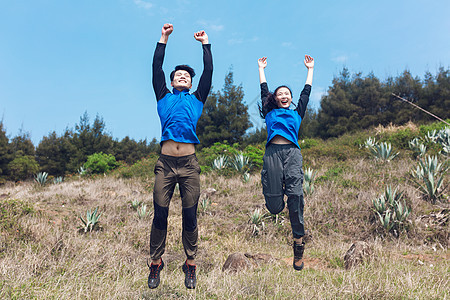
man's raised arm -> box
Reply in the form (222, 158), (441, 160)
(193, 30), (213, 103)
(152, 24), (173, 101)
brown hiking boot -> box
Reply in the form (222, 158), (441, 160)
(293, 241), (305, 271)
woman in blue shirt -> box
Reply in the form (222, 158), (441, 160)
(258, 55), (314, 270)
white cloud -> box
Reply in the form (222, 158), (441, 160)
(282, 42), (293, 48)
(332, 55), (348, 63)
(196, 20), (224, 32)
(134, 0), (153, 10)
(228, 38), (244, 45)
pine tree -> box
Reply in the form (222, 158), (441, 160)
(197, 70), (252, 147)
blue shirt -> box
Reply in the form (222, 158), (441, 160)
(157, 88), (204, 144)
(265, 108), (302, 148)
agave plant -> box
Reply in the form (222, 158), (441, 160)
(242, 172), (250, 183)
(410, 155), (449, 202)
(373, 185), (411, 235)
(436, 127), (450, 155)
(212, 155), (229, 170)
(303, 167), (317, 196)
(230, 152), (251, 173)
(34, 172), (48, 186)
(250, 208), (264, 225)
(131, 199), (142, 210)
(199, 197), (211, 214)
(369, 142), (399, 162)
(249, 208), (265, 235)
(80, 207), (101, 233)
(53, 176), (64, 184)
(408, 138), (427, 157)
(78, 166), (87, 176)
(137, 204), (149, 219)
(361, 137), (377, 149)
(424, 129), (439, 143)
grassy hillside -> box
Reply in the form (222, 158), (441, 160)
(0, 123), (448, 299)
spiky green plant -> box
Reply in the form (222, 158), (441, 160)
(242, 172), (250, 183)
(410, 155), (449, 203)
(425, 129), (439, 143)
(370, 142), (399, 162)
(249, 208), (265, 236)
(372, 185), (411, 236)
(78, 166), (87, 176)
(131, 199), (142, 210)
(53, 176), (64, 184)
(230, 152), (251, 173)
(250, 208), (263, 226)
(34, 172), (48, 186)
(137, 204), (149, 219)
(199, 197), (211, 215)
(79, 207), (101, 233)
(408, 138), (427, 157)
(303, 167), (317, 196)
(436, 127), (450, 155)
(212, 155), (229, 170)
(361, 137), (376, 149)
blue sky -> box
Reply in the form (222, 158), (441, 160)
(1, 0), (449, 145)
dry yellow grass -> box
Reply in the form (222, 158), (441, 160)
(0, 156), (449, 299)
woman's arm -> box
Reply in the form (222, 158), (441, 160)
(304, 55), (314, 86)
(258, 57), (267, 84)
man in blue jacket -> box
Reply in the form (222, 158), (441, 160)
(147, 23), (212, 290)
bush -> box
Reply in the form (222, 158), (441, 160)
(114, 154), (158, 179)
(8, 155), (39, 181)
(83, 152), (119, 174)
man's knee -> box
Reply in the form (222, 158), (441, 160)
(152, 201), (169, 230)
(264, 195), (285, 215)
(182, 204), (198, 232)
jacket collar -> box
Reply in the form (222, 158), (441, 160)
(172, 88), (190, 95)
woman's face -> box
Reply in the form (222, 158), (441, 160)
(275, 87), (292, 108)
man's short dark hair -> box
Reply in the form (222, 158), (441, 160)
(170, 65), (196, 82)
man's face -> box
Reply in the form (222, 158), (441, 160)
(171, 70), (192, 91)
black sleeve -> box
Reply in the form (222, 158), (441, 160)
(260, 82), (270, 116)
(193, 44), (213, 103)
(295, 84), (311, 119)
(152, 42), (170, 101)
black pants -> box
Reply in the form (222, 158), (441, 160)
(261, 144), (305, 238)
(150, 154), (201, 260)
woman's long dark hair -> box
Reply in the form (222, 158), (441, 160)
(258, 85), (293, 118)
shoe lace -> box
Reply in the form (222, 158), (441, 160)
(149, 263), (161, 279)
(186, 264), (196, 279)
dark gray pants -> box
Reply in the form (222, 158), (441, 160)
(150, 154), (201, 260)
(261, 144), (305, 238)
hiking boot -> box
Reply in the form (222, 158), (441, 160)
(182, 261), (196, 289)
(293, 241), (305, 271)
(147, 259), (164, 289)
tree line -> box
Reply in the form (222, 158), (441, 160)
(300, 67), (449, 138)
(0, 67), (448, 182)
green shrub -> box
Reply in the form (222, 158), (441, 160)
(300, 138), (319, 149)
(115, 154), (158, 179)
(197, 142), (240, 168)
(243, 144), (264, 170)
(8, 155), (39, 181)
(419, 120), (450, 136)
(380, 128), (417, 149)
(83, 152), (120, 174)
